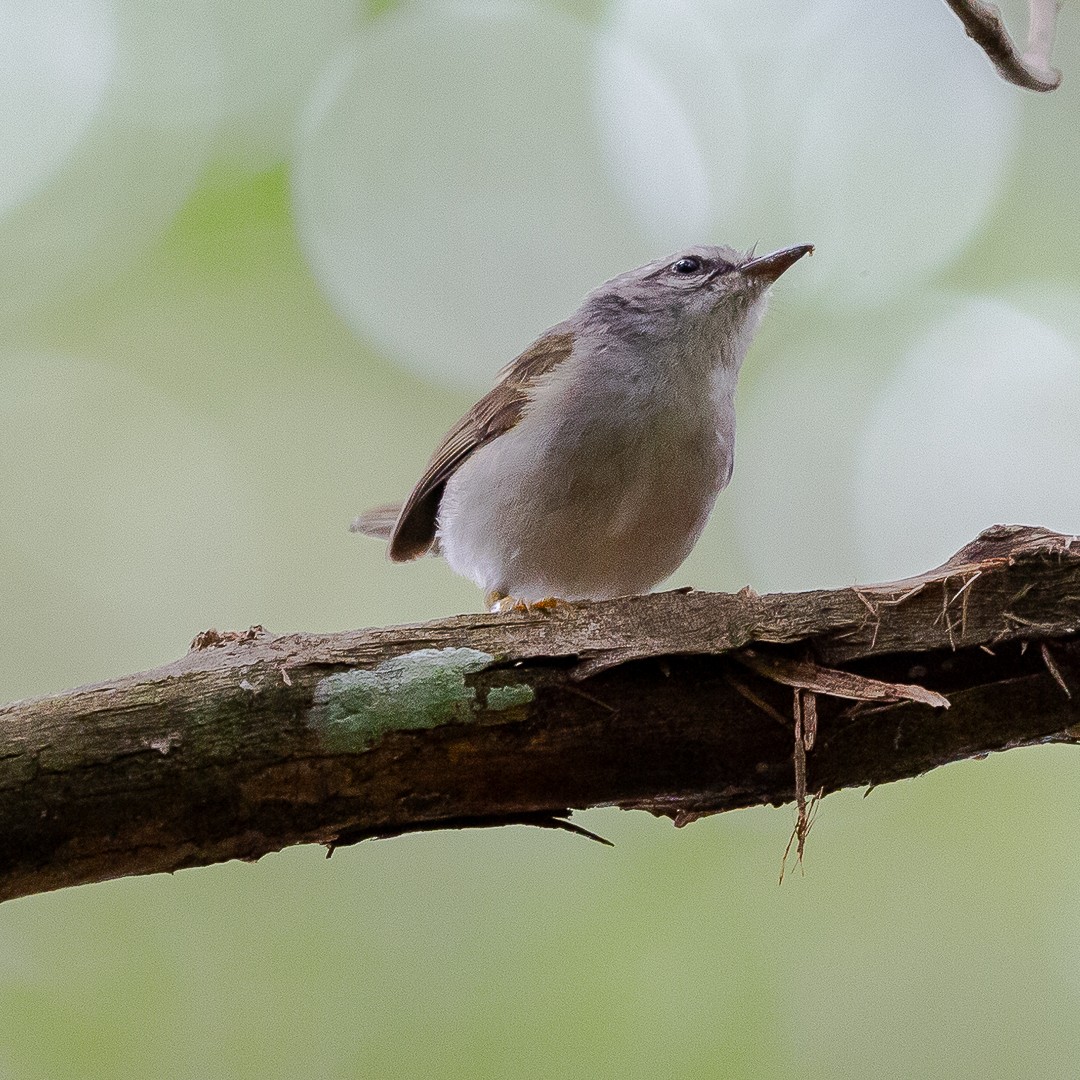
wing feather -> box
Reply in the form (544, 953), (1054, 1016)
(350, 502), (402, 540)
(386, 328), (574, 561)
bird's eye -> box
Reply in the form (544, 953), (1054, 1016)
(671, 256), (704, 275)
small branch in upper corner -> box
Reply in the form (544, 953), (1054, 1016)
(943, 0), (1063, 92)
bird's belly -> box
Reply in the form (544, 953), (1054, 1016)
(440, 409), (730, 601)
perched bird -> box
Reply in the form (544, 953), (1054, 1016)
(352, 243), (812, 609)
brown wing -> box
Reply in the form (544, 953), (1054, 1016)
(386, 328), (574, 561)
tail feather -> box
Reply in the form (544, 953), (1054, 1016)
(350, 502), (402, 540)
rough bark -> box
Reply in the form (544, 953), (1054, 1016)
(2, 524), (1079, 904)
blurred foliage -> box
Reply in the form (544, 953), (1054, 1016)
(1, 0), (1079, 1077)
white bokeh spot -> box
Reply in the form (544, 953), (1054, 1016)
(855, 296), (1080, 581)
(591, 34), (713, 249)
(605, 0), (1019, 306)
(293, 1), (661, 390)
(0, 0), (116, 216)
(0, 0), (220, 322)
(205, 0), (358, 170)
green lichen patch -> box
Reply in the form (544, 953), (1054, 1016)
(485, 684), (535, 711)
(309, 648), (495, 752)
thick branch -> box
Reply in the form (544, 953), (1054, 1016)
(2, 524), (1079, 903)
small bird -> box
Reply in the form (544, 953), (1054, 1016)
(352, 243), (812, 610)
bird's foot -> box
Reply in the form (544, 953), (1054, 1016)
(486, 593), (572, 615)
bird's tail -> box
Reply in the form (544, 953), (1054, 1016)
(349, 502), (402, 540)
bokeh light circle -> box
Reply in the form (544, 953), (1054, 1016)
(729, 326), (898, 593)
(591, 33), (715, 250)
(0, 0), (116, 216)
(205, 0), (358, 170)
(854, 295), (1080, 582)
(0, 0), (220, 323)
(605, 0), (1019, 306)
(294, 2), (666, 389)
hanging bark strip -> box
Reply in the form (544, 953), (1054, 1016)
(1, 525), (1079, 904)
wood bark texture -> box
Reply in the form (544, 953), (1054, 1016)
(2, 524), (1079, 904)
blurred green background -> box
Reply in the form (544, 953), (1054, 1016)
(2, 0), (1080, 1076)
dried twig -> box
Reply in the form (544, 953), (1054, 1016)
(793, 689), (809, 845)
(783, 687), (820, 874)
(735, 649), (950, 709)
(780, 785), (824, 884)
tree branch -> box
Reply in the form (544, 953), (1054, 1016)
(2, 524), (1079, 904)
(943, 0), (1063, 92)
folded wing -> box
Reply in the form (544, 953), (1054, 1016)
(351, 329), (575, 562)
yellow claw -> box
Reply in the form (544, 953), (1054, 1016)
(487, 593), (571, 614)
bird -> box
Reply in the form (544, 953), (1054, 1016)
(352, 242), (812, 610)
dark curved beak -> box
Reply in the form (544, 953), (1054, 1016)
(742, 243), (814, 284)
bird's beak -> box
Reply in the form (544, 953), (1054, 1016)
(742, 243), (814, 284)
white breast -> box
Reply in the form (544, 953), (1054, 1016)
(438, 348), (738, 602)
